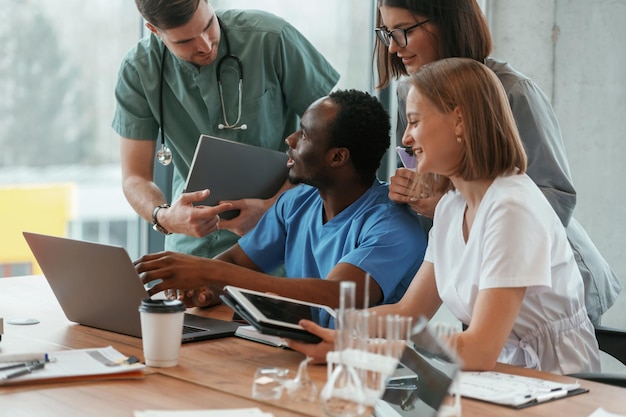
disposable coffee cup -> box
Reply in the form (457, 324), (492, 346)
(138, 298), (185, 367)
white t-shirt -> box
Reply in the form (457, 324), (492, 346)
(425, 173), (600, 374)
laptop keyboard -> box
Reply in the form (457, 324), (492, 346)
(182, 325), (205, 334)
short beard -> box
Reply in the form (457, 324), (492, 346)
(288, 174), (303, 186)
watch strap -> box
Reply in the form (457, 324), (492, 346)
(152, 204), (171, 235)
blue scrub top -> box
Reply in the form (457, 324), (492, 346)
(239, 180), (427, 327)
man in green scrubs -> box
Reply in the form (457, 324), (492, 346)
(112, 0), (339, 258)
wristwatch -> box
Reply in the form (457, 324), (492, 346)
(152, 204), (172, 235)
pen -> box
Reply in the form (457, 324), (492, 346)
(0, 360), (44, 372)
(1, 360), (46, 380)
(535, 388), (568, 403)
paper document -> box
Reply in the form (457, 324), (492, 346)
(235, 325), (289, 348)
(0, 346), (144, 385)
(458, 371), (587, 408)
(589, 408), (626, 417)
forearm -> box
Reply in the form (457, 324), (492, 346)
(455, 288), (526, 371)
(370, 262), (441, 322)
(370, 296), (441, 325)
(120, 137), (164, 222)
(454, 331), (500, 371)
(122, 174), (167, 222)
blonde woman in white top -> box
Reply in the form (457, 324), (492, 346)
(290, 58), (600, 374)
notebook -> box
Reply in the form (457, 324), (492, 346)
(22, 231), (241, 343)
(184, 134), (289, 220)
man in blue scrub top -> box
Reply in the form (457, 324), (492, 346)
(112, 0), (340, 259)
(135, 89), (428, 327)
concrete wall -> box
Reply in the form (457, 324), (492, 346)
(488, 0), (626, 328)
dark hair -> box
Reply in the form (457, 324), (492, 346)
(135, 0), (203, 29)
(327, 90), (391, 185)
(375, 0), (492, 88)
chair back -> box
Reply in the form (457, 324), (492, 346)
(595, 325), (626, 365)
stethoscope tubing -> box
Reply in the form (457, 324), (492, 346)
(156, 17), (246, 165)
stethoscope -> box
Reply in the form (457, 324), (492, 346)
(156, 18), (246, 166)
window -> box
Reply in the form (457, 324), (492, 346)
(0, 1), (378, 277)
(0, 263), (32, 279)
(212, 0), (374, 92)
(1, 1), (141, 275)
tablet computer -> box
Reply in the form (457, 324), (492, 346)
(184, 135), (289, 220)
(220, 286), (336, 343)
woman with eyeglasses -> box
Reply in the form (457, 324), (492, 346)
(375, 0), (621, 327)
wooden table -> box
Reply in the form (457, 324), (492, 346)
(1, 275), (625, 416)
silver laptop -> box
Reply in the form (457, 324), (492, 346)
(23, 231), (241, 343)
(184, 134), (289, 220)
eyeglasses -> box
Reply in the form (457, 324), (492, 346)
(375, 20), (431, 48)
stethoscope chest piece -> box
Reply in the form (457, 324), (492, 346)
(156, 143), (172, 166)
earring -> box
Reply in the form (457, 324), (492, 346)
(456, 136), (462, 143)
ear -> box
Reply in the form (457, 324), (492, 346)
(453, 106), (465, 138)
(328, 147), (350, 168)
(145, 22), (159, 36)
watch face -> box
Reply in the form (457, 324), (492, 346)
(152, 222), (171, 235)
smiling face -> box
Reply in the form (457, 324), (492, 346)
(284, 97), (338, 187)
(146, 1), (221, 67)
(402, 85), (463, 177)
(378, 5), (439, 73)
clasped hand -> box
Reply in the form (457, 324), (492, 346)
(388, 168), (442, 219)
(165, 190), (232, 237)
(165, 190), (271, 238)
(216, 197), (273, 236)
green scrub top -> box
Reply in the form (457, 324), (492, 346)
(112, 9), (340, 258)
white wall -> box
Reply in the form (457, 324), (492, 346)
(488, 0), (626, 328)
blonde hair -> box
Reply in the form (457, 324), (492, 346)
(407, 58), (527, 185)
